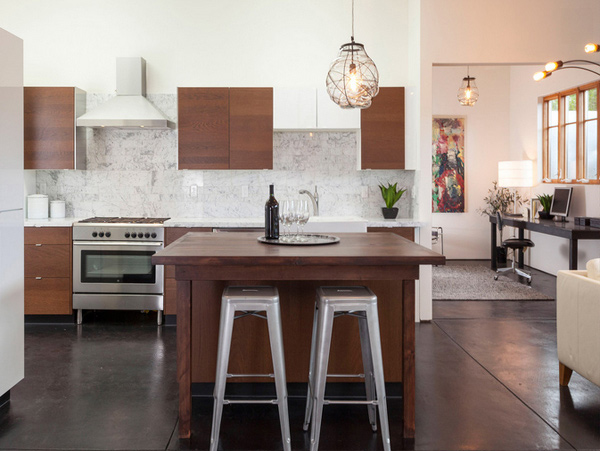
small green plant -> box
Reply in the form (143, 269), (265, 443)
(379, 183), (407, 209)
(537, 194), (553, 212)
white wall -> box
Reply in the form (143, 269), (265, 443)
(421, 0), (600, 283)
(0, 0), (410, 91)
(509, 66), (600, 273)
(432, 66), (512, 259)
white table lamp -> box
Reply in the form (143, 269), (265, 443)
(498, 160), (534, 214)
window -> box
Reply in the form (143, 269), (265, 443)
(542, 82), (600, 184)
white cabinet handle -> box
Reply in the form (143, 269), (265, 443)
(35, 243), (42, 246)
(35, 277), (42, 280)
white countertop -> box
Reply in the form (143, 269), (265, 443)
(24, 217), (85, 227)
(24, 216), (425, 228)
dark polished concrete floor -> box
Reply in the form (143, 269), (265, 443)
(1, 261), (599, 450)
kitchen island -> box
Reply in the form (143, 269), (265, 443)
(152, 231), (444, 440)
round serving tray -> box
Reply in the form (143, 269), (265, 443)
(258, 234), (340, 246)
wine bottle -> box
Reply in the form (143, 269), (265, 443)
(265, 184), (279, 240)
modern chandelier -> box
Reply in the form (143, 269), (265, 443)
(326, 0), (379, 109)
(533, 43), (600, 81)
(457, 67), (479, 106)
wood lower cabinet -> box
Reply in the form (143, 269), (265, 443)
(24, 87), (86, 170)
(360, 87), (405, 169)
(163, 227), (212, 315)
(24, 227), (72, 315)
(367, 226), (414, 241)
(177, 87), (273, 170)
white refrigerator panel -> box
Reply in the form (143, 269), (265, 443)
(0, 27), (24, 397)
(0, 209), (24, 395)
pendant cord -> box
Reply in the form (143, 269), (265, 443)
(351, 0), (355, 41)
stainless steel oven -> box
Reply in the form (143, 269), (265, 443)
(72, 218), (167, 325)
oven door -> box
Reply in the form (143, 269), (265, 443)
(73, 241), (164, 294)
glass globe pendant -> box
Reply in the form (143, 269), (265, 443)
(326, 0), (379, 109)
(457, 67), (479, 106)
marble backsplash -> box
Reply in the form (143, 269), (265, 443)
(34, 94), (415, 219)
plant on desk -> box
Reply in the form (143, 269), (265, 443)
(536, 194), (554, 220)
(379, 183), (407, 219)
(478, 181), (523, 216)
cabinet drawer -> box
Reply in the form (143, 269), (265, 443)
(25, 244), (70, 278)
(25, 227), (71, 245)
(25, 277), (71, 315)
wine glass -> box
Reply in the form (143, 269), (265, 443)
(280, 200), (291, 242)
(297, 199), (310, 242)
(287, 199), (298, 241)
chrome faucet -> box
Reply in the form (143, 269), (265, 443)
(299, 185), (319, 216)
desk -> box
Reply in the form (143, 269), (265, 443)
(489, 215), (600, 270)
(153, 232), (445, 440)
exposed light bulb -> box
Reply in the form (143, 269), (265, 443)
(465, 88), (471, 99)
(585, 43), (599, 53)
(545, 61), (562, 72)
(533, 71), (550, 81)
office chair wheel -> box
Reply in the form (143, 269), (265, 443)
(494, 275), (499, 281)
(527, 279), (532, 284)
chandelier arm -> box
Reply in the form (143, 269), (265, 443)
(562, 59), (600, 68)
(556, 66), (600, 77)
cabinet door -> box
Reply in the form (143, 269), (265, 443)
(24, 87), (75, 169)
(360, 87), (405, 169)
(178, 88), (230, 169)
(316, 88), (360, 129)
(25, 278), (71, 315)
(273, 87), (317, 129)
(229, 88), (273, 169)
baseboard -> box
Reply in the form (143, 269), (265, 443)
(25, 314), (76, 324)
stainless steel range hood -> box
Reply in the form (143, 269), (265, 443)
(77, 57), (175, 130)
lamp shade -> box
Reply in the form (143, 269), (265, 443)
(498, 160), (534, 188)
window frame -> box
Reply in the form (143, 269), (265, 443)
(542, 81), (600, 184)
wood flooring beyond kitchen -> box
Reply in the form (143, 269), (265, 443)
(0, 261), (599, 450)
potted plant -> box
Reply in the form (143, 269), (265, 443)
(478, 181), (524, 264)
(536, 194), (554, 220)
(379, 183), (407, 219)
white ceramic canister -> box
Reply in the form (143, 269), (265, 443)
(50, 200), (66, 219)
(27, 194), (49, 219)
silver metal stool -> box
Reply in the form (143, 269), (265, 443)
(210, 286), (291, 451)
(303, 286), (391, 451)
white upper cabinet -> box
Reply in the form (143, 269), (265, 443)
(316, 88), (360, 129)
(273, 87), (317, 129)
(273, 87), (360, 130)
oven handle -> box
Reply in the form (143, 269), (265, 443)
(73, 241), (163, 247)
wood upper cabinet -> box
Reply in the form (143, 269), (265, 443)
(229, 88), (273, 169)
(24, 227), (72, 315)
(360, 87), (405, 169)
(24, 87), (86, 170)
(177, 87), (273, 170)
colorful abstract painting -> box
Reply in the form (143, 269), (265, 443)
(432, 117), (465, 213)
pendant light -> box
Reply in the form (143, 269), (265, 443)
(457, 67), (479, 106)
(326, 0), (379, 109)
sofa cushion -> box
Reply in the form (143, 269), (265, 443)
(587, 258), (600, 281)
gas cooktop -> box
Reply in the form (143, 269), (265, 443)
(77, 217), (170, 224)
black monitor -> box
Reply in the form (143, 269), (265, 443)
(550, 187), (573, 220)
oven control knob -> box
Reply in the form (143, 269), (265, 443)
(144, 232), (150, 238)
(151, 232), (157, 239)
(125, 232), (130, 238)
(131, 232), (137, 238)
(92, 232), (98, 237)
(98, 232), (104, 237)
(105, 232), (111, 238)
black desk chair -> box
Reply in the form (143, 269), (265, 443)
(494, 211), (534, 283)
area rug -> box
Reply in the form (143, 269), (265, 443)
(432, 265), (553, 301)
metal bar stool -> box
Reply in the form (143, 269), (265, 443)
(303, 286), (391, 451)
(210, 286), (291, 451)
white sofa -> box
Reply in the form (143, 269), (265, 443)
(557, 258), (600, 387)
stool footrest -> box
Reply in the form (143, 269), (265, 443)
(223, 399), (278, 405)
(226, 373), (275, 378)
(327, 373), (365, 378)
(323, 399), (378, 405)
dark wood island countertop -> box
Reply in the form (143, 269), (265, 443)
(153, 231), (445, 440)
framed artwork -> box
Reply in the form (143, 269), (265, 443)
(432, 117), (465, 213)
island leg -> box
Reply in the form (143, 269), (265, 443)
(491, 222), (497, 271)
(177, 280), (192, 439)
(402, 279), (415, 439)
